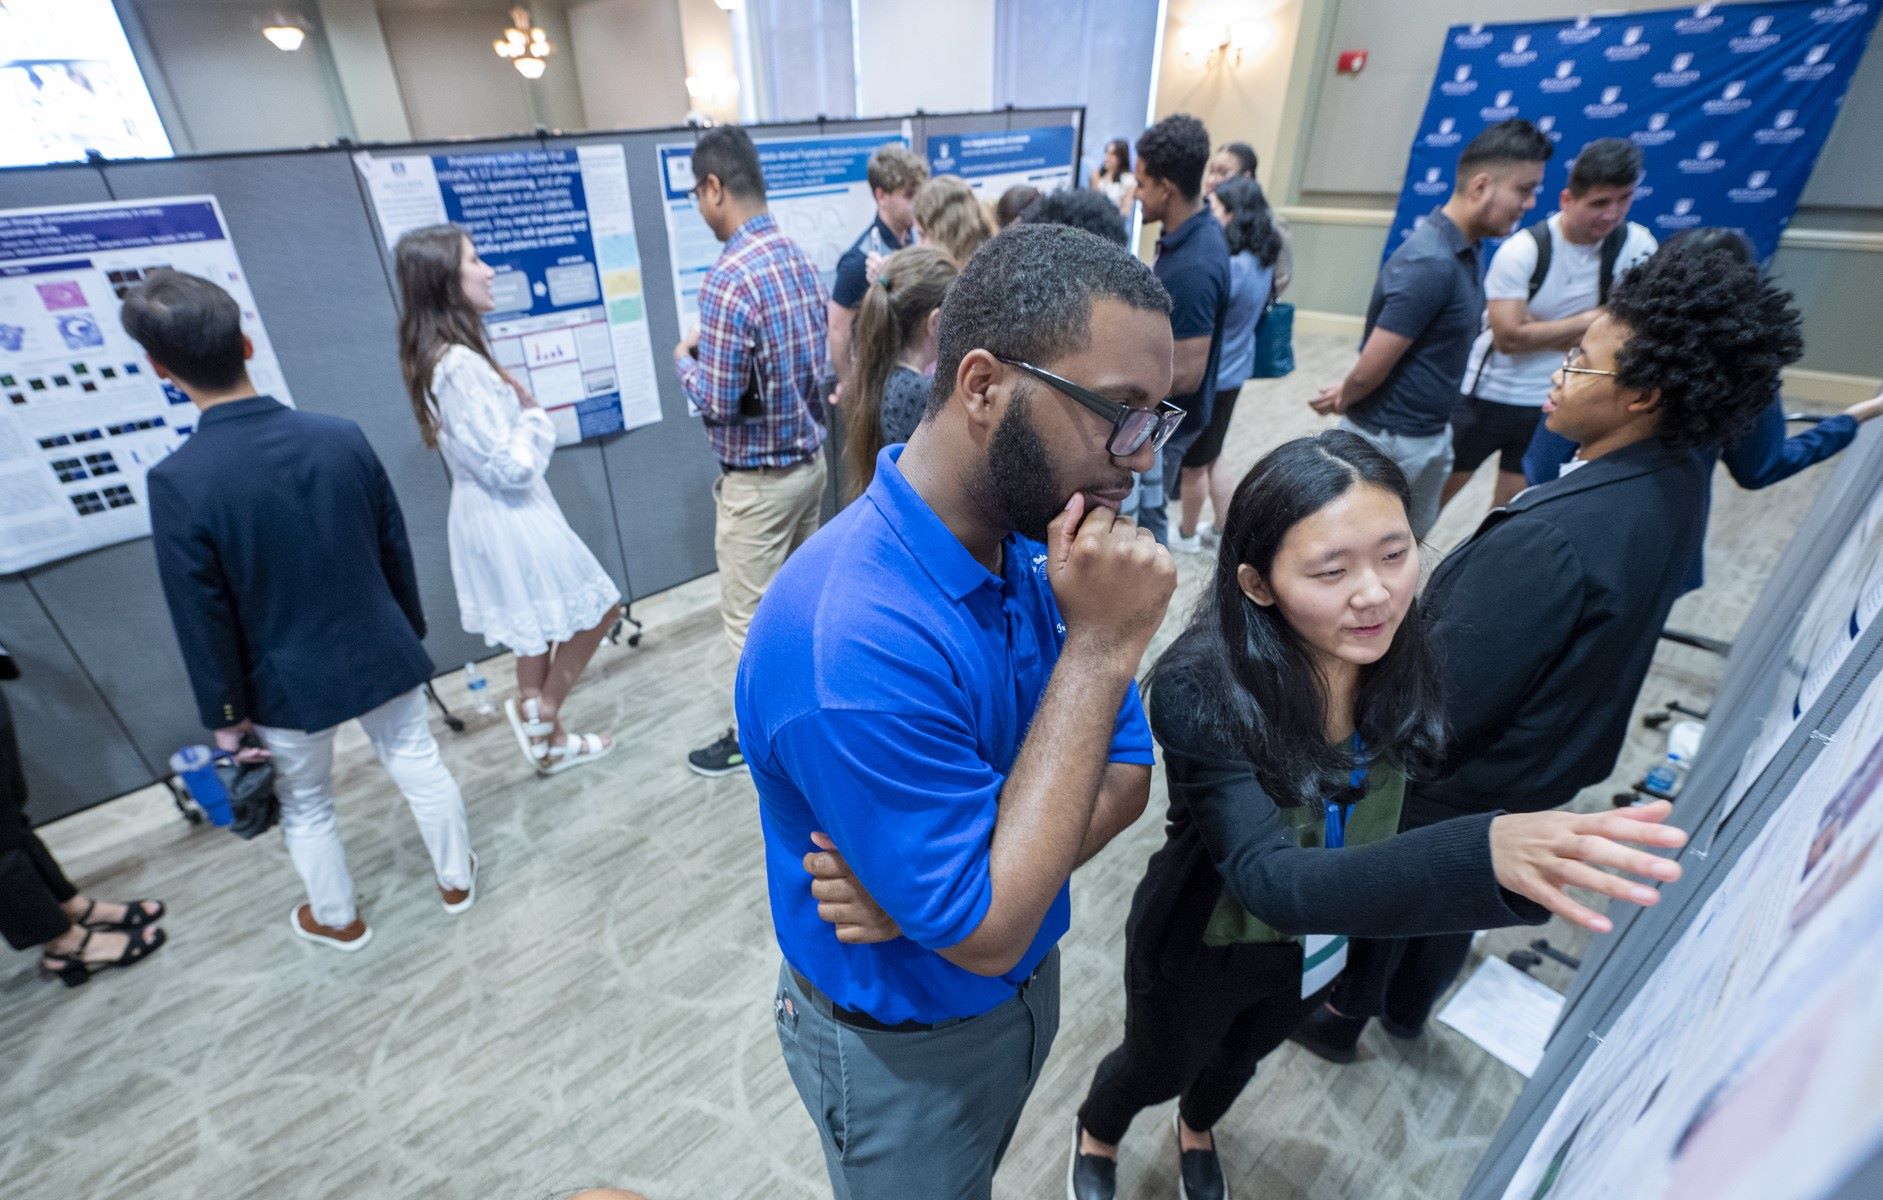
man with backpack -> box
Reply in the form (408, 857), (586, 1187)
(1440, 137), (1658, 512)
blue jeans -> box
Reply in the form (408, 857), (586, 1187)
(1123, 450), (1168, 545)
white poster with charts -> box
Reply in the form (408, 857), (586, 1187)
(0, 196), (292, 573)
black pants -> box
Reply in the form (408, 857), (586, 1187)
(0, 695), (77, 950)
(1182, 386), (1245, 469)
(1079, 940), (1327, 1145)
(1331, 932), (1473, 1031)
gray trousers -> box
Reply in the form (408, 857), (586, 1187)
(1339, 417), (1455, 540)
(775, 950), (1061, 1200)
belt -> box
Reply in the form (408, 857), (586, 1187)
(719, 458), (813, 474)
(788, 966), (947, 1033)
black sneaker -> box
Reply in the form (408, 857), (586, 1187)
(1289, 1003), (1367, 1064)
(1068, 1122), (1117, 1200)
(1380, 1013), (1426, 1041)
(686, 727), (745, 777)
(1175, 1112), (1229, 1200)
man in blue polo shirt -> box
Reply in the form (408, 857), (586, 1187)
(738, 224), (1180, 1199)
(1310, 119), (1553, 538)
(1125, 113), (1229, 548)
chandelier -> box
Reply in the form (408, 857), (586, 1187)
(493, 6), (553, 79)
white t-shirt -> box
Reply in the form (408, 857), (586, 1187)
(1463, 216), (1657, 407)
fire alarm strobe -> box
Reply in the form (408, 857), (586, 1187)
(1337, 50), (1368, 75)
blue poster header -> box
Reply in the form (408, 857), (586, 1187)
(659, 132), (906, 201)
(0, 200), (224, 262)
(926, 125), (1077, 181)
(1388, 0), (1879, 264)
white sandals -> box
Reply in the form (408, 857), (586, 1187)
(504, 696), (613, 775)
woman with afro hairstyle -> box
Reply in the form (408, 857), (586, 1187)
(1292, 232), (1806, 1063)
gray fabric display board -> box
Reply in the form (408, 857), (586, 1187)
(1464, 421), (1883, 1200)
(0, 105), (1084, 825)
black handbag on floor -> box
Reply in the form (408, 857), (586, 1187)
(215, 733), (279, 840)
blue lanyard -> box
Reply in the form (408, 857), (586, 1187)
(1324, 734), (1368, 850)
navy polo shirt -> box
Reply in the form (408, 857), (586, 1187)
(1349, 209), (1484, 438)
(831, 214), (911, 310)
(1153, 206), (1230, 430)
(737, 445), (1155, 1024)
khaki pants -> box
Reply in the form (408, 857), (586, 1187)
(714, 456), (827, 662)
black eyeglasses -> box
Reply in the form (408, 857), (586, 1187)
(993, 355), (1185, 458)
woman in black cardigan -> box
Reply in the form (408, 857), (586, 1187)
(1067, 432), (1689, 1200)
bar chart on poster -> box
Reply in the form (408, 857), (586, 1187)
(356, 144), (661, 445)
(0, 197), (291, 573)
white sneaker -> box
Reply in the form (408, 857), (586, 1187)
(1196, 520), (1218, 546)
(1171, 530), (1207, 554)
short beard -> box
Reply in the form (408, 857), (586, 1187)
(984, 392), (1064, 542)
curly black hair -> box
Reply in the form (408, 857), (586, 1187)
(1018, 187), (1129, 245)
(927, 223), (1170, 417)
(1606, 234), (1803, 450)
(1136, 113), (1211, 200)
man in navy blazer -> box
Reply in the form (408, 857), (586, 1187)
(134, 270), (476, 953)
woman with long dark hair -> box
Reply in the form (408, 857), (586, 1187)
(1172, 177), (1284, 554)
(1067, 431), (1688, 1200)
(1088, 137), (1138, 216)
(395, 224), (621, 774)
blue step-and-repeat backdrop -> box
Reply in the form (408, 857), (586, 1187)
(1388, 0), (1880, 262)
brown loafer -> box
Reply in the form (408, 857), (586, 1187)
(289, 904), (372, 953)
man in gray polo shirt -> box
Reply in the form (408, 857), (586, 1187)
(1311, 120), (1553, 537)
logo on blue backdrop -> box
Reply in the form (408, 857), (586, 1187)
(1608, 25), (1653, 61)
(1536, 115), (1562, 142)
(1558, 15), (1604, 44)
(1632, 112), (1677, 147)
(1654, 52), (1702, 86)
(1584, 85), (1629, 119)
(1481, 89), (1519, 120)
(1441, 65), (1478, 95)
(1703, 79), (1752, 114)
(1455, 22), (1494, 49)
(1539, 60), (1583, 92)
(1658, 197), (1704, 232)
(1730, 171), (1778, 203)
(1812, 0), (1869, 24)
(1677, 5), (1726, 36)
(1413, 166), (1449, 197)
(1731, 15), (1782, 53)
(1756, 109), (1805, 144)
(1499, 35), (1538, 67)
(1785, 44), (1838, 80)
(1678, 141), (1726, 173)
(1423, 117), (1463, 148)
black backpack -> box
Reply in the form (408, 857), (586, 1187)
(1468, 221), (1630, 397)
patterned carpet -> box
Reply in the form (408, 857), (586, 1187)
(3, 331), (1832, 1199)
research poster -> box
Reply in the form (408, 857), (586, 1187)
(1501, 672), (1883, 1200)
(924, 123), (1078, 198)
(357, 145), (660, 444)
(657, 129), (910, 328)
(0, 196), (292, 573)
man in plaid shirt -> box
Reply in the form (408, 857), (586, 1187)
(674, 124), (831, 777)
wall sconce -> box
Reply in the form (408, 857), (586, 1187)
(494, 5), (553, 79)
(713, 0), (743, 10)
(686, 66), (740, 111)
(259, 11), (311, 52)
(1178, 17), (1274, 69)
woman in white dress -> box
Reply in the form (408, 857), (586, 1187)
(395, 224), (619, 773)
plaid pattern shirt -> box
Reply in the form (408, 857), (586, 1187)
(675, 213), (830, 469)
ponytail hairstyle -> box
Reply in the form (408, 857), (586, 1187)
(844, 245), (958, 501)
(1213, 177), (1283, 269)
(395, 223), (498, 448)
(1154, 431), (1446, 808)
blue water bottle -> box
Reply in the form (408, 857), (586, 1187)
(170, 745), (233, 827)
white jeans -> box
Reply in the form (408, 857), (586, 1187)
(257, 686), (472, 928)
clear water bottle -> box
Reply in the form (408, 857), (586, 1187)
(463, 662), (495, 716)
(1641, 751), (1688, 800)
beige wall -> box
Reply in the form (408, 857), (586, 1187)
(1151, 0), (1305, 188)
(855, 0), (995, 117)
(676, 0), (740, 123)
(379, 3), (587, 141)
(569, 0), (691, 130)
